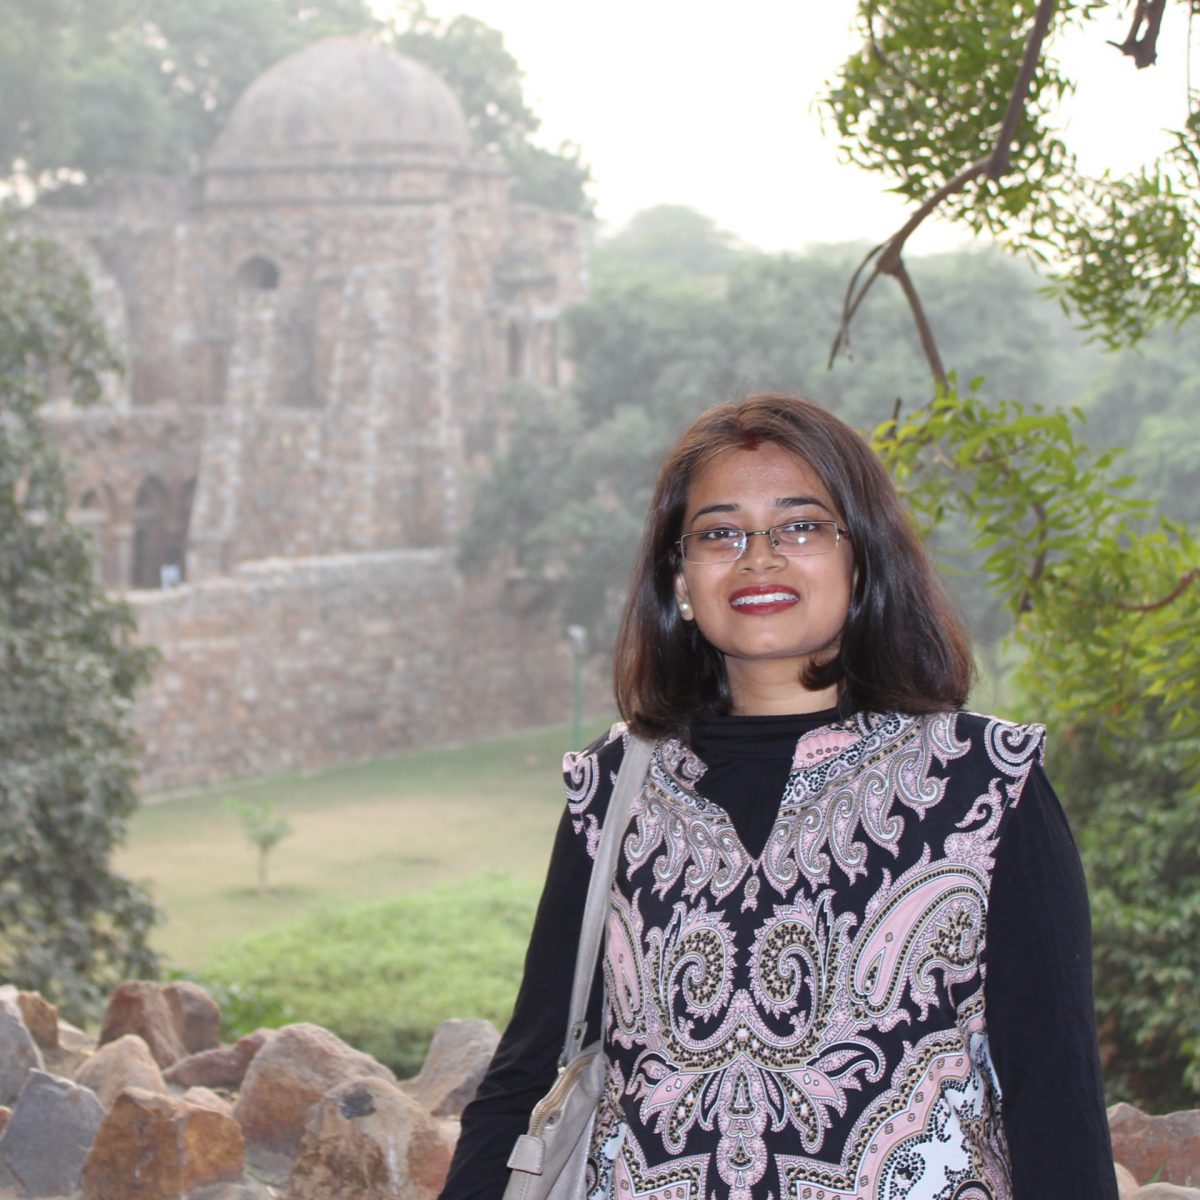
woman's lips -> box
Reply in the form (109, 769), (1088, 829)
(729, 585), (800, 614)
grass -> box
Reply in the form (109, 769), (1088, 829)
(115, 718), (615, 971)
(196, 874), (542, 1075)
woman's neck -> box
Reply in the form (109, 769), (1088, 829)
(727, 663), (839, 716)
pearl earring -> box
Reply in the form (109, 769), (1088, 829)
(679, 601), (691, 614)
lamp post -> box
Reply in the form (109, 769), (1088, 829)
(565, 624), (588, 750)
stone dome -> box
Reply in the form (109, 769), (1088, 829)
(206, 36), (471, 170)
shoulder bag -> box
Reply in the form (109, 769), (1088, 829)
(502, 733), (655, 1200)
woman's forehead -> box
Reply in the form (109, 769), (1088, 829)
(685, 443), (835, 512)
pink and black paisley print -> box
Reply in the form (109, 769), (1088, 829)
(563, 711), (1044, 1200)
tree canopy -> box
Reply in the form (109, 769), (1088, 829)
(823, 0), (1200, 1108)
(0, 225), (159, 1016)
(0, 0), (591, 214)
(826, 0), (1199, 346)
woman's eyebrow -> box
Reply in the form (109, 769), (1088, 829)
(690, 502), (739, 520)
(689, 496), (833, 521)
(777, 495), (832, 511)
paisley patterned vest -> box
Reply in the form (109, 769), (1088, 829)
(563, 710), (1044, 1200)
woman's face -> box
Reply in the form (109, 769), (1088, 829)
(673, 442), (853, 714)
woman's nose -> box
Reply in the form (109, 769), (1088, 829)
(738, 529), (784, 570)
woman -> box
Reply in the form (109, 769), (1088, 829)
(440, 394), (1118, 1200)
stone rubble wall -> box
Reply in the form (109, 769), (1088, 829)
(1, 979), (1198, 1200)
(131, 548), (592, 794)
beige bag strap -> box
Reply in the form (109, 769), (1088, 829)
(560, 733), (655, 1066)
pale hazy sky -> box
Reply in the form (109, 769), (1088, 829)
(389, 1), (1195, 253)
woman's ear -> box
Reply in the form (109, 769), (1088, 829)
(674, 572), (694, 621)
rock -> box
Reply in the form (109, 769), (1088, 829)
(76, 1032), (167, 1109)
(0, 1070), (104, 1197)
(1118, 1162), (1141, 1198)
(98, 981), (189, 1069)
(1131, 1187), (1200, 1200)
(164, 1030), (272, 1089)
(15, 993), (58, 1051)
(400, 1018), (499, 1118)
(163, 982), (222, 1054)
(0, 991), (43, 1106)
(1109, 1103), (1200, 1187)
(45, 1019), (97, 1080)
(182, 1087), (234, 1119)
(289, 1076), (455, 1200)
(81, 1087), (244, 1200)
(233, 1023), (396, 1160)
(186, 1181), (276, 1200)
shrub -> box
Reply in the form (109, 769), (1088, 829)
(198, 873), (539, 1075)
(1049, 717), (1200, 1112)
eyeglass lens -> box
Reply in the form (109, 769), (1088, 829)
(680, 522), (842, 563)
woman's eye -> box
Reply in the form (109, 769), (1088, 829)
(698, 528), (740, 543)
(781, 521), (819, 536)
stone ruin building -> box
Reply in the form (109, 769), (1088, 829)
(35, 37), (590, 791)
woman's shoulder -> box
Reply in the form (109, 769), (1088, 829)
(944, 708), (1047, 757)
(563, 720), (630, 777)
(561, 722), (631, 831)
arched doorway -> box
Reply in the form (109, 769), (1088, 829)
(131, 476), (171, 589)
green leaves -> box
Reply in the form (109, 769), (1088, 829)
(226, 796), (294, 897)
(1, 225), (158, 1017)
(824, 0), (1200, 346)
(826, 0), (1073, 229)
(874, 383), (1200, 1107)
(876, 385), (1199, 736)
(391, 7), (592, 214)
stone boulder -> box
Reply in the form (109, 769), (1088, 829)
(1109, 1103), (1200, 1187)
(0, 1070), (104, 1197)
(44, 1018), (97, 1080)
(164, 1030), (273, 1090)
(0, 990), (43, 1106)
(81, 1087), (244, 1200)
(1117, 1162), (1140, 1198)
(182, 1087), (235, 1119)
(75, 1033), (167, 1110)
(97, 981), (189, 1069)
(233, 1023), (396, 1160)
(400, 1017), (499, 1118)
(185, 1182), (276, 1200)
(289, 1076), (456, 1200)
(1129, 1187), (1200, 1199)
(14, 992), (58, 1051)
(164, 982), (222, 1055)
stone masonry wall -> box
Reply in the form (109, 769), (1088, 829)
(131, 549), (587, 793)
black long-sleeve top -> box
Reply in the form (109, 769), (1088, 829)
(439, 710), (1118, 1200)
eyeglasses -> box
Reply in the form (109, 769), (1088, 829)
(678, 520), (848, 565)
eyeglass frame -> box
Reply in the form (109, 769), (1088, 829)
(677, 519), (850, 564)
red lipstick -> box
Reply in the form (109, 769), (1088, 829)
(728, 585), (800, 615)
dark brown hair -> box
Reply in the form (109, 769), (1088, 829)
(613, 393), (974, 735)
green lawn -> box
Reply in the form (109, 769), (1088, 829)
(116, 719), (615, 971)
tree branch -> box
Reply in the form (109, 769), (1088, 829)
(988, 0), (1059, 178)
(892, 257), (948, 389)
(1114, 567), (1200, 612)
(828, 0), (1058, 379)
(828, 241), (885, 366)
(1109, 0), (1168, 69)
(1017, 500), (1050, 614)
(827, 156), (990, 373)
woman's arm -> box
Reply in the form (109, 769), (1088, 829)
(437, 729), (620, 1200)
(984, 764), (1119, 1199)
